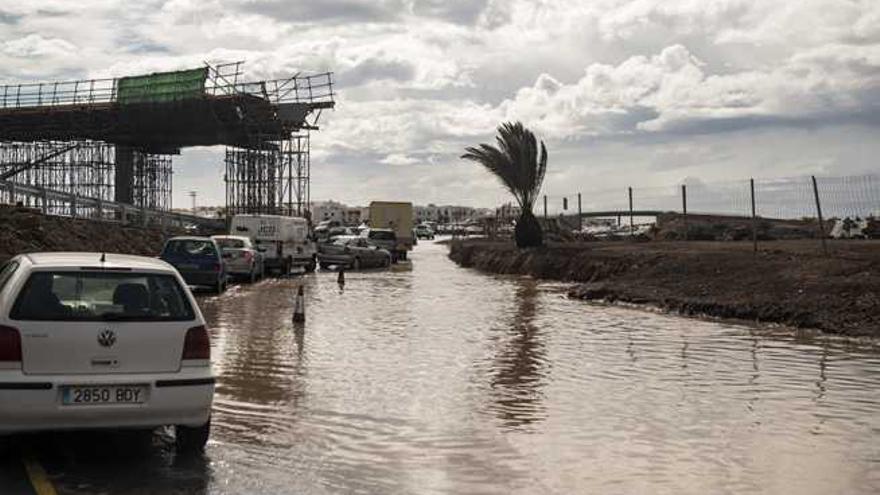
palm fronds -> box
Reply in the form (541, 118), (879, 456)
(461, 122), (547, 211)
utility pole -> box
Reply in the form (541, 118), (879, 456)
(189, 191), (197, 215)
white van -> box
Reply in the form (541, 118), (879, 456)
(230, 214), (316, 274)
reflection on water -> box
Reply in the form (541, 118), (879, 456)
(46, 240), (880, 495)
(490, 279), (547, 428)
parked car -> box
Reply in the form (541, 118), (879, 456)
(318, 236), (392, 270)
(160, 236), (227, 293)
(212, 235), (264, 283)
(0, 253), (215, 453)
(415, 224), (435, 240)
(360, 228), (400, 261)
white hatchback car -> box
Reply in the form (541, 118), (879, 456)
(0, 252), (215, 452)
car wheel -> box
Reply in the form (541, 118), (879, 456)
(250, 268), (257, 283)
(352, 257), (361, 270)
(383, 256), (391, 268)
(215, 279), (224, 294)
(306, 258), (317, 272)
(176, 417), (211, 454)
(319, 262), (330, 270)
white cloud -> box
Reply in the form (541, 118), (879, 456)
(1, 34), (77, 58)
(498, 39), (880, 137)
(380, 153), (421, 166)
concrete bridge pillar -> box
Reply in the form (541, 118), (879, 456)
(115, 145), (134, 205)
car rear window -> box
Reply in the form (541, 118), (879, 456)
(0, 260), (18, 293)
(215, 238), (246, 249)
(369, 231), (396, 241)
(163, 240), (218, 257)
(10, 271), (195, 322)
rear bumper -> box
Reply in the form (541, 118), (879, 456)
(179, 270), (220, 287)
(0, 371), (214, 434)
(226, 261), (254, 275)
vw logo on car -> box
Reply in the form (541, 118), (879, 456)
(97, 329), (116, 348)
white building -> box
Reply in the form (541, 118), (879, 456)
(310, 201), (368, 226)
(414, 204), (480, 224)
(310, 200), (347, 224)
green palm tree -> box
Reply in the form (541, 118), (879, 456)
(462, 121), (547, 248)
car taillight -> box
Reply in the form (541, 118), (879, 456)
(182, 325), (210, 360)
(244, 251), (253, 261)
(0, 325), (22, 362)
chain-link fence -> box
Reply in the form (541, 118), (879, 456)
(533, 174), (880, 248)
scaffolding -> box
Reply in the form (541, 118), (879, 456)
(0, 141), (113, 215)
(224, 133), (310, 218)
(0, 62), (333, 219)
(132, 151), (173, 211)
(0, 141), (173, 213)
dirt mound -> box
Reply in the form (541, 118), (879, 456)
(654, 213), (823, 241)
(0, 206), (176, 263)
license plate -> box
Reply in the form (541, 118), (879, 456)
(62, 385), (147, 405)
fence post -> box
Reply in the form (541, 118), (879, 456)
(8, 181), (15, 205)
(69, 193), (77, 218)
(681, 184), (688, 241)
(577, 192), (582, 232)
(42, 189), (49, 215)
(543, 195), (547, 220)
(750, 179), (757, 254)
(95, 198), (103, 220)
(628, 187), (634, 237)
(811, 175), (829, 257)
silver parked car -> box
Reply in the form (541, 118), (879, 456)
(211, 235), (264, 283)
(318, 236), (392, 270)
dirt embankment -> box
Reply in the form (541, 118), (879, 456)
(0, 206), (175, 263)
(449, 239), (880, 337)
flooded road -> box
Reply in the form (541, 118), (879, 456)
(8, 239), (880, 494)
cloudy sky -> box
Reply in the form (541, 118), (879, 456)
(1, 0), (879, 209)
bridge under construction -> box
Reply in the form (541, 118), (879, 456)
(0, 62), (334, 221)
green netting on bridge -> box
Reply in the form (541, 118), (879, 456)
(116, 67), (208, 105)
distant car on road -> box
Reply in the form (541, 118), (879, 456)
(361, 228), (400, 261)
(0, 253), (215, 453)
(160, 236), (227, 293)
(212, 235), (264, 283)
(318, 236), (392, 270)
(415, 224), (435, 240)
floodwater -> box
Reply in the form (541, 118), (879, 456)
(9, 240), (880, 494)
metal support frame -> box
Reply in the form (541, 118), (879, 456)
(0, 141), (114, 215)
(0, 140), (172, 215)
(224, 133), (310, 219)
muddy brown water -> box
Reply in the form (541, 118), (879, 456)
(11, 240), (880, 494)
